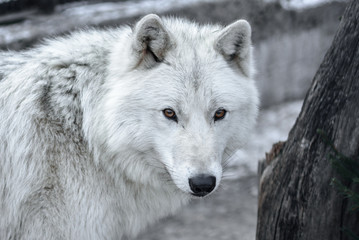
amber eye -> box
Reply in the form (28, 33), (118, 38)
(163, 108), (177, 122)
(214, 109), (227, 121)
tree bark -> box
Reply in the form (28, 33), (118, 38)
(256, 1), (359, 239)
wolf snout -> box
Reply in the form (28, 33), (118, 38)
(188, 174), (216, 197)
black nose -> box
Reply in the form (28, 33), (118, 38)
(189, 174), (216, 197)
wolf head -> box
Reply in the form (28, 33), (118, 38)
(100, 14), (258, 197)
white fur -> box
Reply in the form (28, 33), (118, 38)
(0, 14), (258, 239)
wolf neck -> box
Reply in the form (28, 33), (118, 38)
(85, 146), (189, 237)
(112, 154), (190, 238)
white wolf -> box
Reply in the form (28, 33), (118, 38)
(0, 14), (258, 239)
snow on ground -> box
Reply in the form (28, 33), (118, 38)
(263, 0), (348, 9)
(226, 100), (303, 179)
(60, 0), (223, 20)
(282, 0), (348, 9)
(0, 0), (223, 46)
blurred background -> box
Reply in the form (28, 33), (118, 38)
(0, 0), (348, 239)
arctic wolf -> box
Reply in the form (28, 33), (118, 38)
(0, 14), (258, 239)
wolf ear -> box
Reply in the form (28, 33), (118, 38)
(132, 14), (172, 68)
(215, 19), (253, 77)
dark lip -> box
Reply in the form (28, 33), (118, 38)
(190, 192), (210, 198)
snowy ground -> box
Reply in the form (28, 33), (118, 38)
(263, 0), (347, 9)
(135, 100), (303, 240)
(0, 0), (223, 47)
(60, 0), (223, 19)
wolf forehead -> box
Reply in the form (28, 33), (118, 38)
(159, 19), (222, 54)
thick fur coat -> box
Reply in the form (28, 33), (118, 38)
(0, 14), (258, 239)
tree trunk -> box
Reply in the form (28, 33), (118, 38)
(256, 1), (359, 239)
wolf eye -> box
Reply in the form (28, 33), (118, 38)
(214, 109), (227, 121)
(163, 108), (177, 122)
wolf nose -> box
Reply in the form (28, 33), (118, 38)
(189, 174), (216, 197)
